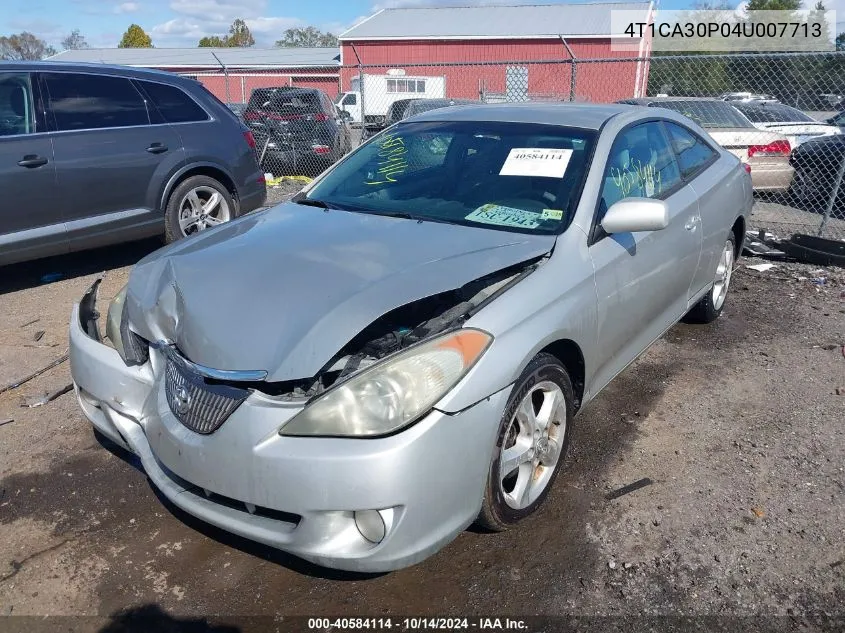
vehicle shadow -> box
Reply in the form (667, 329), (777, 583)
(0, 238), (162, 296)
(98, 603), (241, 633)
(92, 429), (386, 583)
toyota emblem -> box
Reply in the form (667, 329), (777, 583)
(173, 385), (192, 415)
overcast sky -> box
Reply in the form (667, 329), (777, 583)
(1, 0), (841, 49)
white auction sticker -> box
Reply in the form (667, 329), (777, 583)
(499, 148), (573, 179)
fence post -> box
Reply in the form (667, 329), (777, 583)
(350, 43), (364, 128)
(559, 36), (577, 102)
(211, 52), (230, 104)
(241, 76), (246, 103)
(817, 155), (845, 238)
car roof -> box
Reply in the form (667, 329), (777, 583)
(620, 97), (729, 104)
(0, 60), (193, 83)
(409, 102), (632, 130)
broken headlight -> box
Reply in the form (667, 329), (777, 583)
(105, 285), (149, 366)
(279, 329), (492, 438)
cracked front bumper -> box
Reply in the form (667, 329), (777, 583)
(68, 290), (511, 572)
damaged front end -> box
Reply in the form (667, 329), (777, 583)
(260, 257), (542, 402)
(79, 255), (542, 439)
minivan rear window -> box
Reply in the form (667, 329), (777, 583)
(139, 80), (210, 124)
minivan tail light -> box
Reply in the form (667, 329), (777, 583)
(312, 144), (331, 155)
(747, 140), (791, 158)
(743, 163), (751, 174)
(243, 131), (256, 150)
(309, 113), (329, 122)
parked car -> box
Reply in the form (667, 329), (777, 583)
(226, 102), (246, 122)
(619, 98), (794, 192)
(719, 92), (776, 102)
(0, 62), (266, 266)
(360, 98), (420, 141)
(70, 102), (751, 572)
(789, 134), (845, 209)
(243, 87), (352, 176)
(729, 100), (841, 148)
(826, 110), (845, 131)
(361, 98), (479, 141)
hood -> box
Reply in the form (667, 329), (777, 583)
(126, 203), (556, 382)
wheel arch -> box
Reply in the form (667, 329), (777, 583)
(535, 338), (586, 412)
(159, 163), (239, 213)
(731, 215), (746, 259)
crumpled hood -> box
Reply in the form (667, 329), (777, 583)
(125, 203), (555, 381)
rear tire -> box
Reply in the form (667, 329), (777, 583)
(683, 233), (736, 324)
(475, 353), (574, 532)
(164, 175), (236, 244)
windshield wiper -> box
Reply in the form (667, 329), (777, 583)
(293, 196), (337, 210)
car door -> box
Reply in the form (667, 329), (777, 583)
(587, 120), (702, 394)
(663, 121), (727, 299)
(41, 71), (183, 247)
(0, 71), (64, 266)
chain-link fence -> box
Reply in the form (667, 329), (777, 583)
(201, 51), (845, 240)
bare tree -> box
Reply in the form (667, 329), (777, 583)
(0, 32), (57, 60)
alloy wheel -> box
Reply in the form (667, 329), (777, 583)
(178, 186), (231, 237)
(499, 380), (567, 510)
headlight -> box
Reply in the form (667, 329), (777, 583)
(105, 284), (149, 366)
(105, 285), (128, 357)
(280, 328), (492, 438)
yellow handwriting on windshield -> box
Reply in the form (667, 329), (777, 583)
(365, 133), (408, 185)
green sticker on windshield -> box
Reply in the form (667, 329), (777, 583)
(465, 204), (542, 229)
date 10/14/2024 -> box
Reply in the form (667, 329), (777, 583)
(307, 617), (530, 630)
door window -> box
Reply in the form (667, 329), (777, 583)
(138, 80), (209, 124)
(599, 121), (682, 215)
(664, 122), (719, 179)
(0, 73), (35, 136)
(342, 93), (357, 106)
(44, 72), (150, 131)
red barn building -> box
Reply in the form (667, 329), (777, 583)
(338, 2), (654, 106)
(47, 47), (341, 103)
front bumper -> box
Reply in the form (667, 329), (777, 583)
(68, 292), (510, 572)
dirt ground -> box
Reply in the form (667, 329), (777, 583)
(0, 240), (844, 632)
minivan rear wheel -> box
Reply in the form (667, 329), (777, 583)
(164, 175), (236, 243)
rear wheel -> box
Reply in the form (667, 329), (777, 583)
(476, 353), (574, 532)
(164, 175), (236, 243)
(684, 233), (736, 324)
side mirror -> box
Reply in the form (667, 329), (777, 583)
(601, 198), (669, 234)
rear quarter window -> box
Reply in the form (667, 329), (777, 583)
(139, 81), (210, 124)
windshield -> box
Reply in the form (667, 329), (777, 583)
(656, 101), (752, 128)
(304, 120), (596, 235)
(733, 103), (816, 123)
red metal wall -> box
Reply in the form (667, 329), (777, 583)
(185, 69), (339, 104)
(339, 39), (647, 103)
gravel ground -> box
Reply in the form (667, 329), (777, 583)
(0, 245), (843, 632)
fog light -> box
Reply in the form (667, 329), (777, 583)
(354, 510), (386, 544)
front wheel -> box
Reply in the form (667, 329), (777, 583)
(164, 175), (236, 243)
(475, 353), (574, 532)
(683, 233), (736, 324)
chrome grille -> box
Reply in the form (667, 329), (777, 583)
(163, 348), (249, 434)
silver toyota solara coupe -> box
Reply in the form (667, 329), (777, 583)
(69, 103), (751, 572)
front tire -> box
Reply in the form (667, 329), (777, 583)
(683, 233), (736, 324)
(164, 175), (236, 244)
(475, 353), (574, 532)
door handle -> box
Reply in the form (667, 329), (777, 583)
(18, 155), (48, 168)
(684, 216), (700, 231)
(146, 143), (168, 154)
